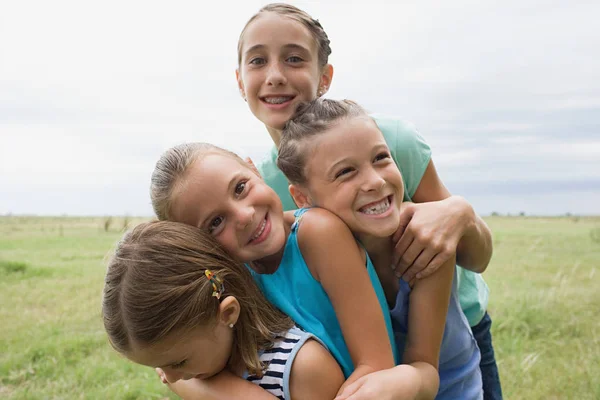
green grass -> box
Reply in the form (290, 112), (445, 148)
(1, 215), (599, 399)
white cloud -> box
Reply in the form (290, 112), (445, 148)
(1, 0), (599, 215)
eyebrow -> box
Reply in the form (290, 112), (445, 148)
(244, 43), (311, 57)
(326, 158), (351, 178)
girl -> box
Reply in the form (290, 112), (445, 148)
(149, 143), (442, 399)
(279, 98), (483, 399)
(235, 4), (502, 399)
(102, 220), (345, 400)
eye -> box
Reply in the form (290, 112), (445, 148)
(335, 167), (355, 179)
(374, 151), (391, 162)
(171, 359), (187, 369)
(286, 55), (303, 63)
(208, 216), (224, 233)
(249, 57), (266, 66)
(234, 181), (247, 196)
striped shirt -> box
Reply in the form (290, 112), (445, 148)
(245, 326), (322, 400)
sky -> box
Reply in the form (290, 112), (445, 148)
(1, 0), (599, 216)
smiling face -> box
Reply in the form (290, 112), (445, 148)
(296, 116), (404, 238)
(236, 12), (332, 133)
(127, 322), (234, 383)
(169, 153), (286, 264)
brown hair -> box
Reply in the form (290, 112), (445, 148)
(102, 220), (293, 376)
(238, 3), (332, 67)
(277, 98), (368, 185)
(150, 142), (244, 221)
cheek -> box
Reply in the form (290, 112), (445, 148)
(217, 231), (242, 258)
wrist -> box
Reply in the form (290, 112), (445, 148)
(448, 196), (475, 236)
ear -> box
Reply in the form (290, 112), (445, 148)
(218, 296), (241, 327)
(235, 69), (246, 101)
(318, 64), (334, 96)
(244, 157), (261, 177)
(289, 184), (314, 208)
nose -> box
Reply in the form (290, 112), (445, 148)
(235, 205), (255, 229)
(163, 368), (184, 384)
(360, 167), (386, 192)
(265, 62), (287, 86)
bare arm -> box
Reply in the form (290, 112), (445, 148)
(336, 256), (454, 400)
(393, 160), (493, 280)
(403, 256), (455, 397)
(162, 370), (278, 400)
(298, 209), (395, 395)
(289, 339), (345, 400)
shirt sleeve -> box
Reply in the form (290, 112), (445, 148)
(371, 114), (432, 201)
(257, 146), (298, 211)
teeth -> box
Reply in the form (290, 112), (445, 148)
(251, 219), (267, 240)
(264, 97), (292, 104)
(360, 198), (391, 215)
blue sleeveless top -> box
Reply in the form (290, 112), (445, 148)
(248, 208), (398, 378)
(392, 269), (483, 399)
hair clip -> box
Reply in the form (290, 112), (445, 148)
(205, 269), (225, 300)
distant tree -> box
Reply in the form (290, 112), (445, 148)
(103, 216), (113, 232)
(122, 215), (130, 231)
(491, 211), (500, 217)
(519, 211), (526, 217)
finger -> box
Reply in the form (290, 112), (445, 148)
(155, 368), (167, 384)
(402, 247), (436, 282)
(394, 238), (423, 277)
(416, 252), (450, 279)
(335, 380), (363, 400)
(392, 204), (415, 243)
(392, 233), (414, 272)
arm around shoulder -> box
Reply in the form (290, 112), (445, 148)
(411, 160), (493, 273)
(297, 208), (395, 389)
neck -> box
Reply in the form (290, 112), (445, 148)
(266, 125), (283, 148)
(357, 232), (399, 307)
(357, 233), (394, 259)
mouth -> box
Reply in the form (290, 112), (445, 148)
(247, 214), (270, 245)
(260, 95), (296, 107)
(358, 195), (393, 216)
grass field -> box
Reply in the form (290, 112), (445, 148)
(1, 215), (599, 399)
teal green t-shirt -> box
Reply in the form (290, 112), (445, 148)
(257, 114), (489, 326)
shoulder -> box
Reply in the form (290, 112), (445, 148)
(371, 113), (422, 139)
(295, 207), (352, 238)
(295, 208), (363, 280)
(288, 339), (344, 400)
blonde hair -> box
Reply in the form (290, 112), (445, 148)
(277, 98), (368, 185)
(238, 3), (332, 67)
(102, 220), (294, 376)
(150, 142), (244, 221)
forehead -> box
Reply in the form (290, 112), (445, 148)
(308, 116), (387, 159)
(241, 12), (317, 54)
(127, 328), (209, 368)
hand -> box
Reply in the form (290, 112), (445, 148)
(155, 368), (168, 384)
(392, 197), (471, 282)
(334, 365), (421, 400)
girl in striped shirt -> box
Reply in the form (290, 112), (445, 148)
(102, 220), (343, 399)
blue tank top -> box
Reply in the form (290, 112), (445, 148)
(248, 208), (398, 378)
(391, 269), (483, 399)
